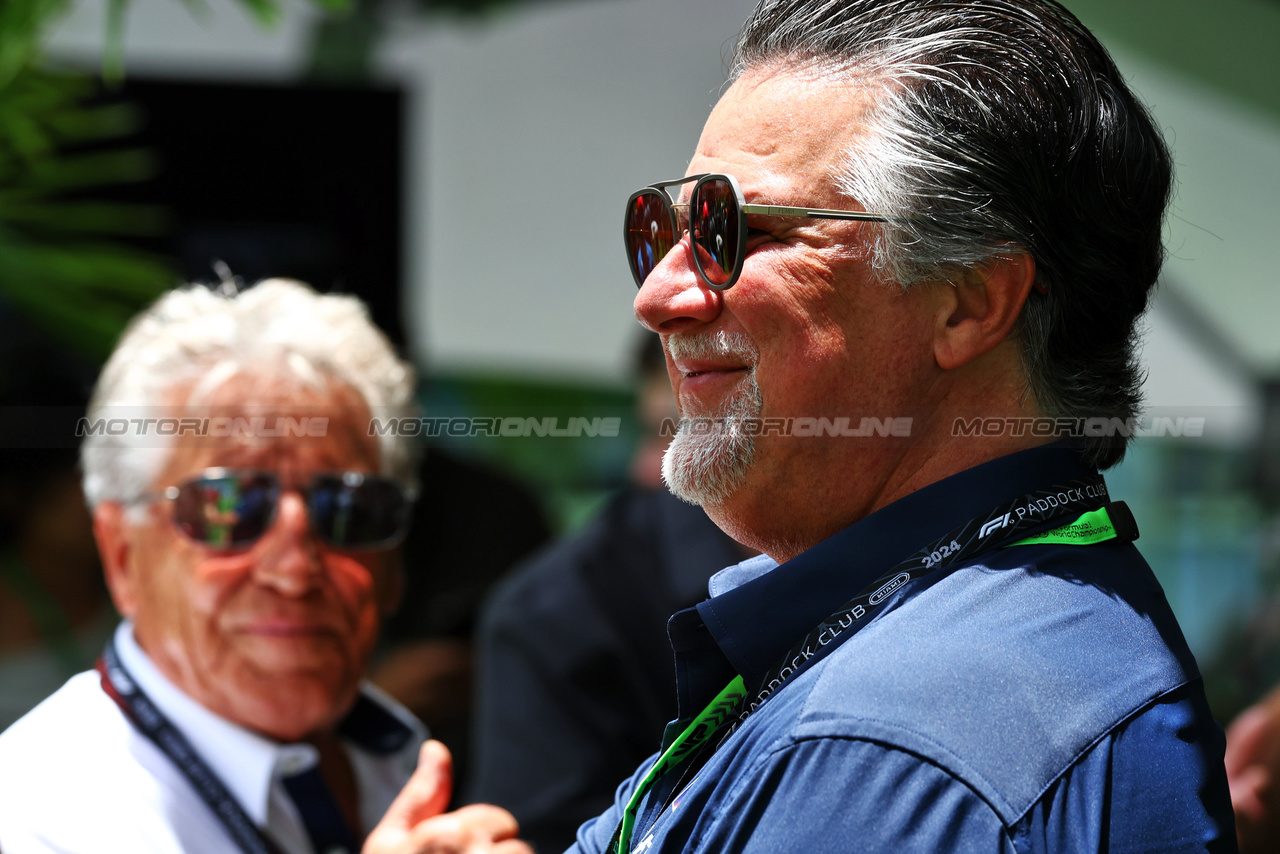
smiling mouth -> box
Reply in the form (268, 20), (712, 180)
(678, 367), (753, 412)
(237, 620), (341, 638)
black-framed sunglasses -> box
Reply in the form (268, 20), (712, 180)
(142, 468), (415, 551)
(624, 173), (893, 291)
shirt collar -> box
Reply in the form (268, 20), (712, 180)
(112, 622), (422, 827)
(694, 444), (1095, 689)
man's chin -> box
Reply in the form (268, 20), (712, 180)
(661, 425), (754, 507)
(227, 680), (357, 742)
(199, 660), (362, 741)
(664, 355), (763, 507)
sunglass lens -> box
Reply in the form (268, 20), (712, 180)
(309, 475), (410, 548)
(173, 472), (278, 549)
(625, 190), (676, 287)
(690, 178), (740, 287)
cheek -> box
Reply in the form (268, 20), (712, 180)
(735, 261), (856, 385)
(324, 554), (386, 639)
(190, 558), (259, 617)
(740, 251), (848, 333)
(737, 256), (929, 415)
(129, 546), (256, 678)
(134, 534), (234, 619)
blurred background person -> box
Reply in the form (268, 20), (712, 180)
(1225, 681), (1280, 852)
(0, 279), (447, 854)
(372, 442), (552, 802)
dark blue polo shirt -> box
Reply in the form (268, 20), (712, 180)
(573, 445), (1237, 853)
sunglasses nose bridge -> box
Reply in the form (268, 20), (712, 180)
(250, 489), (326, 593)
(277, 487), (308, 521)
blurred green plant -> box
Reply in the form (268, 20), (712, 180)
(0, 0), (350, 361)
(0, 0), (544, 359)
(0, 65), (173, 360)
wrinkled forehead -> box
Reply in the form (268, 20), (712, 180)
(150, 370), (380, 487)
(691, 65), (882, 202)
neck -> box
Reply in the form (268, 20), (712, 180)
(711, 373), (1050, 563)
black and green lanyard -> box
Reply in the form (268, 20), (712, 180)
(607, 475), (1136, 854)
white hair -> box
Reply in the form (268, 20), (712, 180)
(81, 279), (417, 507)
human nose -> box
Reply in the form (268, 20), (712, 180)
(634, 233), (724, 334)
(252, 490), (324, 596)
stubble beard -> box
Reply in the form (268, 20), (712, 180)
(661, 331), (762, 507)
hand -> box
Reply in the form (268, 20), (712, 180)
(1226, 685), (1280, 852)
(363, 740), (533, 854)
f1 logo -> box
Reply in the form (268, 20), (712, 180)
(979, 513), (1012, 539)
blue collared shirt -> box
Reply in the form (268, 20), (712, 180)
(573, 446), (1237, 853)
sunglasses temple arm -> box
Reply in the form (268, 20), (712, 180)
(740, 203), (892, 223)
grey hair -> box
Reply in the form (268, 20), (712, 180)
(731, 0), (1173, 469)
(81, 279), (418, 507)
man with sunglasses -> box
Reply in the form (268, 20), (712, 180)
(364, 1), (1236, 853)
(0, 279), (525, 854)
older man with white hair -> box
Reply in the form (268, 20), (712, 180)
(0, 280), (521, 854)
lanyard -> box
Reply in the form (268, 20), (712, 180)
(96, 640), (284, 854)
(608, 474), (1132, 854)
(608, 676), (747, 854)
(736, 474), (1118, 725)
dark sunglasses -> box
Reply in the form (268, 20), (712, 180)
(624, 173), (893, 291)
(147, 468), (414, 551)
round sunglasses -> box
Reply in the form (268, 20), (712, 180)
(624, 173), (894, 291)
(142, 468), (415, 551)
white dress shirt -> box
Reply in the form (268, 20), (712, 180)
(0, 622), (425, 854)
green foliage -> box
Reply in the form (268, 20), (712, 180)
(0, 0), (67, 87)
(0, 0), (352, 360)
(2, 0), (536, 358)
(0, 0), (173, 359)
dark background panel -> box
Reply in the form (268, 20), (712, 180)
(104, 79), (407, 349)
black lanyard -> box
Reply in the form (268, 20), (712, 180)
(97, 640), (285, 854)
(736, 473), (1119, 725)
(609, 473), (1130, 854)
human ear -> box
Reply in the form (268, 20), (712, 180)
(933, 251), (1036, 371)
(94, 502), (139, 618)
